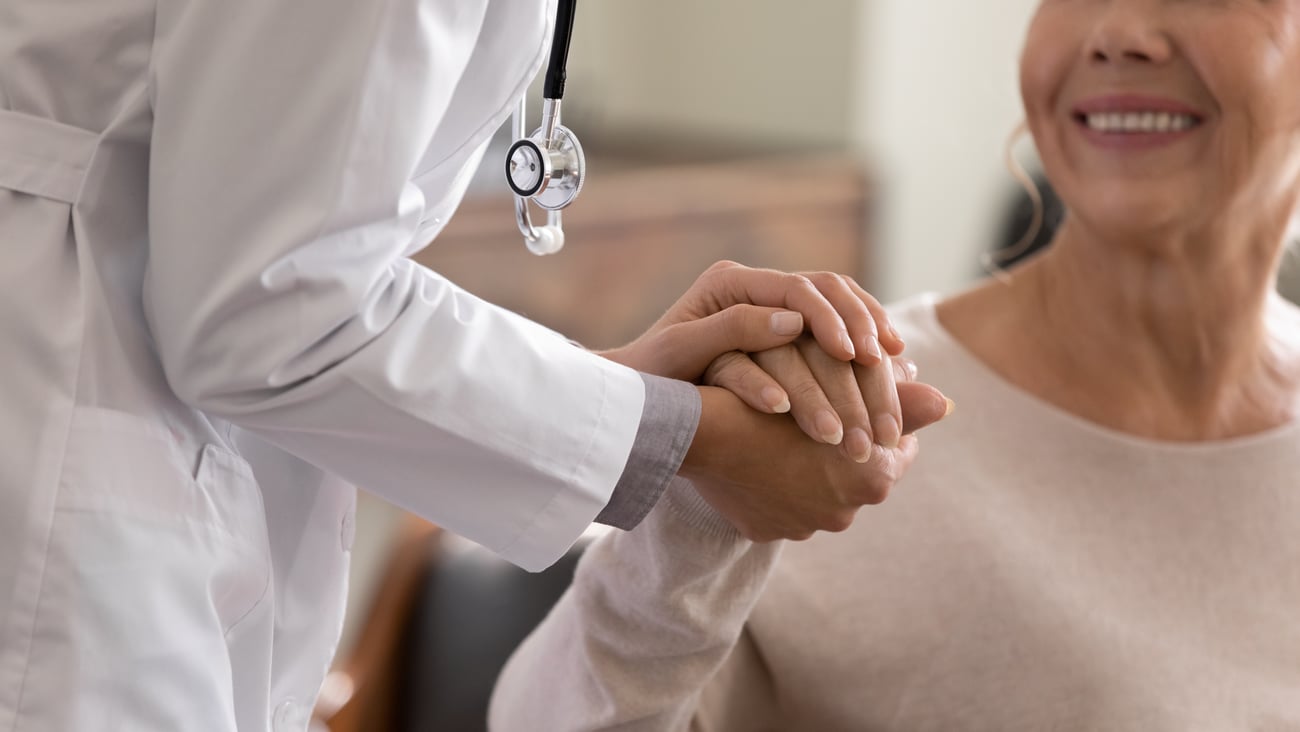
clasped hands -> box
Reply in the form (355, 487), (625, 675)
(601, 261), (952, 542)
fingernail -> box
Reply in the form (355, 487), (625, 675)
(815, 410), (843, 445)
(903, 359), (919, 380)
(838, 331), (856, 358)
(865, 337), (882, 361)
(873, 414), (900, 449)
(844, 427), (872, 463)
(890, 325), (904, 347)
(771, 311), (804, 336)
(763, 387), (791, 414)
(892, 357), (918, 382)
(943, 398), (956, 417)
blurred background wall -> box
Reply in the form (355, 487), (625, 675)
(565, 0), (1041, 300)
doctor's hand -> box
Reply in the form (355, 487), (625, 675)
(597, 261), (904, 400)
(679, 386), (931, 542)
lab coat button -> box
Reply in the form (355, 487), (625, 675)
(340, 508), (356, 551)
(272, 699), (301, 730)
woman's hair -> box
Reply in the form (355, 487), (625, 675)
(980, 124), (1064, 282)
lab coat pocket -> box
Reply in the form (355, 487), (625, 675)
(21, 409), (273, 729)
(193, 441), (274, 635)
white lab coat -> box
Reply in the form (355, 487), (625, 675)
(0, 0), (646, 729)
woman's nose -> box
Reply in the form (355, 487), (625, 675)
(1085, 4), (1174, 67)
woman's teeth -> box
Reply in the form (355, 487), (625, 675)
(1084, 112), (1198, 134)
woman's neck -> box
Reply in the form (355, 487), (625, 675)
(939, 219), (1300, 441)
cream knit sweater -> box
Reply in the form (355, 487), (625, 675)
(490, 296), (1300, 731)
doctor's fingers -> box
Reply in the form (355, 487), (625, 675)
(837, 275), (906, 357)
(796, 271), (905, 365)
(630, 304), (811, 383)
(691, 262), (857, 362)
(695, 262), (903, 366)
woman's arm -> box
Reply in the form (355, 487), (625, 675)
(488, 478), (782, 731)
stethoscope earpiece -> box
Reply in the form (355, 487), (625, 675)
(508, 0), (583, 256)
(525, 225), (565, 256)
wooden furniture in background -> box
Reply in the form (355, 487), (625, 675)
(414, 155), (872, 349)
(313, 515), (441, 732)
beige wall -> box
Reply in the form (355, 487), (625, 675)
(560, 1), (1300, 304)
(854, 0), (1041, 300)
(568, 0), (1042, 299)
(567, 0), (860, 150)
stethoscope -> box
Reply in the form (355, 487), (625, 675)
(505, 0), (584, 256)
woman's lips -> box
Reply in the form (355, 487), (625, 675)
(1071, 94), (1207, 150)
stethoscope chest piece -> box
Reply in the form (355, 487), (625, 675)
(506, 123), (585, 211)
(507, 0), (582, 256)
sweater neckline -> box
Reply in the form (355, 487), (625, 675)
(905, 293), (1300, 458)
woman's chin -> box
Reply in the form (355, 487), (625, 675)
(1069, 189), (1194, 245)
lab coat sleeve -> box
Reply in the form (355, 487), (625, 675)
(144, 0), (646, 571)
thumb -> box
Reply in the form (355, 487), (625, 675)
(653, 306), (804, 381)
(897, 382), (954, 435)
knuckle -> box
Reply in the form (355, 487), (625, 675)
(719, 305), (748, 343)
(787, 273), (817, 292)
(702, 352), (741, 386)
(861, 479), (893, 506)
(823, 511), (855, 534)
(788, 379), (828, 405)
(751, 345), (790, 371)
(805, 271), (838, 288)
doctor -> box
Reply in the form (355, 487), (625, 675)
(0, 0), (946, 728)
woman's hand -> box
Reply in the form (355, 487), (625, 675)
(598, 261), (904, 401)
(681, 386), (922, 541)
(706, 339), (952, 462)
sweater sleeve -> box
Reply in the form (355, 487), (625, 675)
(596, 374), (702, 531)
(488, 478), (783, 731)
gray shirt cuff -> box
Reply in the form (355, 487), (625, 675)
(594, 373), (702, 530)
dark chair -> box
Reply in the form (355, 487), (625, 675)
(314, 516), (595, 732)
(396, 533), (593, 731)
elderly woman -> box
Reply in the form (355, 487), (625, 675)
(489, 2), (1300, 729)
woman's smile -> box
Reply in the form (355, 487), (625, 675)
(1071, 93), (1207, 150)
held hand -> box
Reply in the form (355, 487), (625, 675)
(598, 261), (904, 400)
(680, 386), (920, 542)
(705, 338), (953, 461)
